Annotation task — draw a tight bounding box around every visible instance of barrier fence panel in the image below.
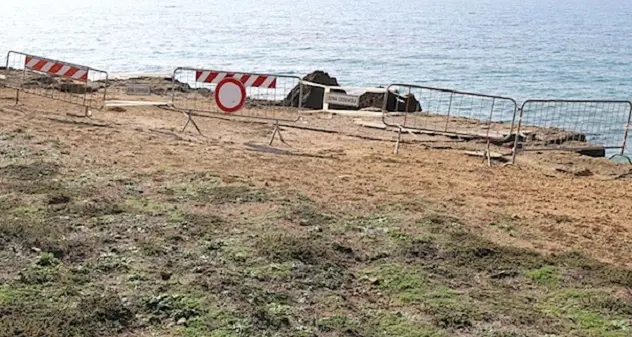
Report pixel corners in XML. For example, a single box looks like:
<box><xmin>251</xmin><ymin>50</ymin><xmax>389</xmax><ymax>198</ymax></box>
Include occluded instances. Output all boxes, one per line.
<box><xmin>382</xmin><ymin>84</ymin><xmax>519</xmax><ymax>153</ymax></box>
<box><xmin>4</xmin><ymin>51</ymin><xmax>108</xmax><ymax>110</ymax></box>
<box><xmin>171</xmin><ymin>67</ymin><xmax>302</xmax><ymax>123</ymax></box>
<box><xmin>514</xmin><ymin>100</ymin><xmax>632</xmax><ymax>158</ymax></box>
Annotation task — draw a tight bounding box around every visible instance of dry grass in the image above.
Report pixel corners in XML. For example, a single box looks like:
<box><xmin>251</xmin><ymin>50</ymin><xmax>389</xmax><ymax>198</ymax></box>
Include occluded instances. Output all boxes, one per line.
<box><xmin>1</xmin><ymin>90</ymin><xmax>632</xmax><ymax>336</ymax></box>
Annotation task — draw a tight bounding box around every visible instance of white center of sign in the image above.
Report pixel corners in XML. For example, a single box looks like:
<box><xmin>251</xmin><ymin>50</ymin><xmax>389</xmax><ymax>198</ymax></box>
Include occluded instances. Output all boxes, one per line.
<box><xmin>217</xmin><ymin>82</ymin><xmax>244</xmax><ymax>109</ymax></box>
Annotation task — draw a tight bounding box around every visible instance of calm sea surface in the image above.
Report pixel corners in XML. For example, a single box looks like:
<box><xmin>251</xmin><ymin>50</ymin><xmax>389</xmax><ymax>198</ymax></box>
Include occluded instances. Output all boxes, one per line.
<box><xmin>1</xmin><ymin>0</ymin><xmax>631</xmax><ymax>101</ymax></box>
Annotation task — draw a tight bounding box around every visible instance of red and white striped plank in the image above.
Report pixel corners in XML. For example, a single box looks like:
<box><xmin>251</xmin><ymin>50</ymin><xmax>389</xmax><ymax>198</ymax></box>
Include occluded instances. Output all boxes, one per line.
<box><xmin>25</xmin><ymin>56</ymin><xmax>88</xmax><ymax>82</ymax></box>
<box><xmin>195</xmin><ymin>71</ymin><xmax>277</xmax><ymax>89</ymax></box>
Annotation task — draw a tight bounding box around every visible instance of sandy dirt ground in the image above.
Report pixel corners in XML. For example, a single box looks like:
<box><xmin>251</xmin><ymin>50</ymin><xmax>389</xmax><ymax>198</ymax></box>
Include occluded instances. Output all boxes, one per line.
<box><xmin>1</xmin><ymin>87</ymin><xmax>631</xmax><ymax>269</ymax></box>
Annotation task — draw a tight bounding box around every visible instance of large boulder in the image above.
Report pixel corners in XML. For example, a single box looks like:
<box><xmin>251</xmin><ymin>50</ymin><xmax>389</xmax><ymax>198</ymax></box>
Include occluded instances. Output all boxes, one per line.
<box><xmin>24</xmin><ymin>75</ymin><xmax>58</xmax><ymax>88</ymax></box>
<box><xmin>284</xmin><ymin>71</ymin><xmax>352</xmax><ymax>110</ymax></box>
<box><xmin>57</xmin><ymin>82</ymin><xmax>93</xmax><ymax>94</ymax></box>
<box><xmin>285</xmin><ymin>71</ymin><xmax>421</xmax><ymax>112</ymax></box>
<box><xmin>359</xmin><ymin>90</ymin><xmax>422</xmax><ymax>112</ymax></box>
<box><xmin>389</xmin><ymin>92</ymin><xmax>422</xmax><ymax>112</ymax></box>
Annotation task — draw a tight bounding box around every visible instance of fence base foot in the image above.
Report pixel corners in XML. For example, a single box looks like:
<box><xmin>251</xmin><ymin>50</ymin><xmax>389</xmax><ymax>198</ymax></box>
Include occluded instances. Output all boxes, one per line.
<box><xmin>483</xmin><ymin>143</ymin><xmax>492</xmax><ymax>167</ymax></box>
<box><xmin>181</xmin><ymin>111</ymin><xmax>202</xmax><ymax>136</ymax></box>
<box><xmin>269</xmin><ymin>120</ymin><xmax>287</xmax><ymax>146</ymax></box>
<box><xmin>394</xmin><ymin>127</ymin><xmax>403</xmax><ymax>155</ymax></box>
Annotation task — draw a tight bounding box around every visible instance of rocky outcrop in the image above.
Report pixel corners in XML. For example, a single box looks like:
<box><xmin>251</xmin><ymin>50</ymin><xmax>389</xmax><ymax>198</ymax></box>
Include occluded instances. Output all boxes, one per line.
<box><xmin>285</xmin><ymin>71</ymin><xmax>345</xmax><ymax>109</ymax></box>
<box><xmin>358</xmin><ymin>91</ymin><xmax>422</xmax><ymax>112</ymax></box>
<box><xmin>285</xmin><ymin>71</ymin><xmax>421</xmax><ymax>112</ymax></box>
<box><xmin>525</xmin><ymin>129</ymin><xmax>587</xmax><ymax>146</ymax></box>
<box><xmin>104</xmin><ymin>77</ymin><xmax>193</xmax><ymax>94</ymax></box>
<box><xmin>21</xmin><ymin>75</ymin><xmax>101</xmax><ymax>94</ymax></box>
<box><xmin>58</xmin><ymin>82</ymin><xmax>97</xmax><ymax>94</ymax></box>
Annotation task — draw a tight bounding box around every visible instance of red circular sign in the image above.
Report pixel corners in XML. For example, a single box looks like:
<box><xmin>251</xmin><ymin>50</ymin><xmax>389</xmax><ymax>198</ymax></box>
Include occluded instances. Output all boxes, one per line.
<box><xmin>214</xmin><ymin>78</ymin><xmax>246</xmax><ymax>114</ymax></box>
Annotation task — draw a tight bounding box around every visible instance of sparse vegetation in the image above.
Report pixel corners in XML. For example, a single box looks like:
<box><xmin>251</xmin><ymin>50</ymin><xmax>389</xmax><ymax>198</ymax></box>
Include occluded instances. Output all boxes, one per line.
<box><xmin>0</xmin><ymin>119</ymin><xmax>631</xmax><ymax>337</ymax></box>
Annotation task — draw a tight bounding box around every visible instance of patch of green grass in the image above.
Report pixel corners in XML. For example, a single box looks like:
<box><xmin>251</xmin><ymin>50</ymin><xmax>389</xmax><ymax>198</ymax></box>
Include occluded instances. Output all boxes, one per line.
<box><xmin>489</xmin><ymin>220</ymin><xmax>517</xmax><ymax>235</ymax></box>
<box><xmin>363</xmin><ymin>263</ymin><xmax>437</xmax><ymax>303</ymax></box>
<box><xmin>0</xmin><ymin>285</ymin><xmax>135</xmax><ymax>337</ymax></box>
<box><xmin>257</xmin><ymin>233</ymin><xmax>329</xmax><ymax>266</ymax></box>
<box><xmin>550</xmin><ymin>251</ymin><xmax>632</xmax><ymax>288</ymax></box>
<box><xmin>591</xmin><ymin>296</ymin><xmax>632</xmax><ymax>316</ymax></box>
<box><xmin>316</xmin><ymin>314</ymin><xmax>360</xmax><ymax>333</ymax></box>
<box><xmin>93</xmin><ymin>253</ymin><xmax>131</xmax><ymax>273</ymax></box>
<box><xmin>420</xmin><ymin>212</ymin><xmax>462</xmax><ymax>226</ymax></box>
<box><xmin>255</xmin><ymin>232</ymin><xmax>354</xmax><ymax>290</ymax></box>
<box><xmin>246</xmin><ymin>262</ymin><xmax>295</xmax><ymax>281</ymax></box>
<box><xmin>375</xmin><ymin>312</ymin><xmax>444</xmax><ymax>337</ymax></box>
<box><xmin>144</xmin><ymin>293</ymin><xmax>205</xmax><ymax>324</ymax></box>
<box><xmin>283</xmin><ymin>201</ymin><xmax>333</xmax><ymax>227</ymax></box>
<box><xmin>525</xmin><ymin>266</ymin><xmax>561</xmax><ymax>287</ymax></box>
<box><xmin>0</xmin><ymin>162</ymin><xmax>64</xmax><ymax>195</ymax></box>
<box><xmin>18</xmin><ymin>262</ymin><xmax>63</xmax><ymax>285</ymax></box>
<box><xmin>125</xmin><ymin>197</ymin><xmax>171</xmax><ymax>216</ymax></box>
<box><xmin>379</xmin><ymin>198</ymin><xmax>432</xmax><ymax>213</ymax></box>
<box><xmin>36</xmin><ymin>252</ymin><xmax>61</xmax><ymax>267</ymax></box>
<box><xmin>163</xmin><ymin>181</ymin><xmax>269</xmax><ymax>205</ymax></box>
<box><xmin>181</xmin><ymin>309</ymin><xmax>252</xmax><ymax>337</ymax></box>
<box><xmin>0</xmin><ymin>162</ymin><xmax>59</xmax><ymax>181</ymax></box>
<box><xmin>72</xmin><ymin>200</ymin><xmax>126</xmax><ymax>218</ymax></box>
<box><xmin>362</xmin><ymin>263</ymin><xmax>484</xmax><ymax>330</ymax></box>
<box><xmin>344</xmin><ymin>215</ymin><xmax>396</xmax><ymax>234</ymax></box>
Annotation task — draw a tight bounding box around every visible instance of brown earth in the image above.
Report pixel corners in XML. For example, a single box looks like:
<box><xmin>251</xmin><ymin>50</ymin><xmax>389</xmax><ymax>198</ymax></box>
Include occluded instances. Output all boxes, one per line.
<box><xmin>1</xmin><ymin>87</ymin><xmax>632</xmax><ymax>337</ymax></box>
<box><xmin>2</xmin><ymin>87</ymin><xmax>631</xmax><ymax>266</ymax></box>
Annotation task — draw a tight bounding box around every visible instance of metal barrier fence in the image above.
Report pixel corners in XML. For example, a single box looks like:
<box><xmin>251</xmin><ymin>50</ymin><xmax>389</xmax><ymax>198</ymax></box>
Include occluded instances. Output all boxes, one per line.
<box><xmin>514</xmin><ymin>100</ymin><xmax>632</xmax><ymax>159</ymax></box>
<box><xmin>171</xmin><ymin>67</ymin><xmax>302</xmax><ymax>122</ymax></box>
<box><xmin>382</xmin><ymin>84</ymin><xmax>519</xmax><ymax>155</ymax></box>
<box><xmin>4</xmin><ymin>51</ymin><xmax>109</xmax><ymax>111</ymax></box>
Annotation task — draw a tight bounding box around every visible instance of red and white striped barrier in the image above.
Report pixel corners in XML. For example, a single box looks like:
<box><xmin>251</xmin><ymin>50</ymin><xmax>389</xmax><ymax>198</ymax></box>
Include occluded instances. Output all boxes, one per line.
<box><xmin>25</xmin><ymin>56</ymin><xmax>88</xmax><ymax>82</ymax></box>
<box><xmin>195</xmin><ymin>70</ymin><xmax>277</xmax><ymax>89</ymax></box>
<box><xmin>5</xmin><ymin>51</ymin><xmax>109</xmax><ymax>110</ymax></box>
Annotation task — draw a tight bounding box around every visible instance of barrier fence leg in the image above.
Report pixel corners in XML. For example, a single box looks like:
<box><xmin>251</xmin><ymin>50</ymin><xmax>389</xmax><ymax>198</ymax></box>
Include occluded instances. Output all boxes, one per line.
<box><xmin>394</xmin><ymin>126</ymin><xmax>403</xmax><ymax>155</ymax></box>
<box><xmin>485</xmin><ymin>140</ymin><xmax>492</xmax><ymax>167</ymax></box>
<box><xmin>15</xmin><ymin>89</ymin><xmax>19</xmax><ymax>105</ymax></box>
<box><xmin>181</xmin><ymin>110</ymin><xmax>202</xmax><ymax>136</ymax></box>
<box><xmin>269</xmin><ymin>120</ymin><xmax>287</xmax><ymax>146</ymax></box>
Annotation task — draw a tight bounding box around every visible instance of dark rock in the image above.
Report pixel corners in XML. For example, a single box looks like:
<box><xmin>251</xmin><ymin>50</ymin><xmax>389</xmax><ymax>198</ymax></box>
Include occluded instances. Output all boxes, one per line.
<box><xmin>48</xmin><ymin>194</ymin><xmax>71</xmax><ymax>205</ymax></box>
<box><xmin>160</xmin><ymin>271</ymin><xmax>172</xmax><ymax>281</ymax></box>
<box><xmin>151</xmin><ymin>88</ymin><xmax>166</xmax><ymax>96</ymax></box>
<box><xmin>358</xmin><ymin>92</ymin><xmax>386</xmax><ymax>110</ymax></box>
<box><xmin>531</xmin><ymin>129</ymin><xmax>587</xmax><ymax>145</ymax></box>
<box><xmin>284</xmin><ymin>71</ymin><xmax>350</xmax><ymax>110</ymax></box>
<box><xmin>356</xmin><ymin>89</ymin><xmax>422</xmax><ymax>112</ymax></box>
<box><xmin>573</xmin><ymin>168</ymin><xmax>594</xmax><ymax>177</ymax></box>
<box><xmin>25</xmin><ymin>76</ymin><xmax>57</xmax><ymax>86</ymax></box>
<box><xmin>490</xmin><ymin>270</ymin><xmax>519</xmax><ymax>279</ymax></box>
<box><xmin>169</xmin><ymin>79</ymin><xmax>192</xmax><ymax>93</ymax></box>
<box><xmin>332</xmin><ymin>243</ymin><xmax>354</xmax><ymax>256</ymax></box>
<box><xmin>196</xmin><ymin>88</ymin><xmax>212</xmax><ymax>98</ymax></box>
<box><xmin>386</xmin><ymin>91</ymin><xmax>422</xmax><ymax>112</ymax></box>
<box><xmin>57</xmin><ymin>82</ymin><xmax>95</xmax><ymax>94</ymax></box>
